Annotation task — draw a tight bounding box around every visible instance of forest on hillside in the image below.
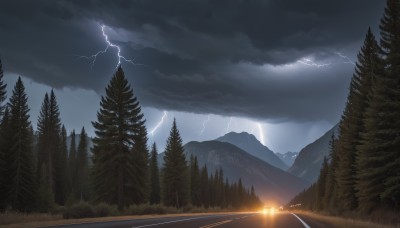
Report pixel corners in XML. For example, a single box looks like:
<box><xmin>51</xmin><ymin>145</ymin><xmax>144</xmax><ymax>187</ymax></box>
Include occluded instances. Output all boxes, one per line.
<box><xmin>289</xmin><ymin>0</ymin><xmax>400</xmax><ymax>224</ymax></box>
<box><xmin>0</xmin><ymin>63</ymin><xmax>261</xmax><ymax>217</ymax></box>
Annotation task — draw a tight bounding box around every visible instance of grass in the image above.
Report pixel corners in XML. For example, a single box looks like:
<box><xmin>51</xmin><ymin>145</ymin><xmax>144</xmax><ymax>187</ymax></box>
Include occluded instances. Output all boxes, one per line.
<box><xmin>0</xmin><ymin>203</ymin><xmax>241</xmax><ymax>228</ymax></box>
<box><xmin>0</xmin><ymin>212</ymin><xmax>241</xmax><ymax>228</ymax></box>
<box><xmin>294</xmin><ymin>210</ymin><xmax>399</xmax><ymax>228</ymax></box>
<box><xmin>0</xmin><ymin>212</ymin><xmax>62</xmax><ymax>227</ymax></box>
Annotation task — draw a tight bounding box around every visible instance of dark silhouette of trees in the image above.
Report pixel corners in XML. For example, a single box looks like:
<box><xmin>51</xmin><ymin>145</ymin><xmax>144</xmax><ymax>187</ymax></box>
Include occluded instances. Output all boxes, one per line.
<box><xmin>149</xmin><ymin>143</ymin><xmax>161</xmax><ymax>205</ymax></box>
<box><xmin>162</xmin><ymin>119</ymin><xmax>189</xmax><ymax>208</ymax></box>
<box><xmin>4</xmin><ymin>78</ymin><xmax>35</xmax><ymax>211</ymax></box>
<box><xmin>91</xmin><ymin>66</ymin><xmax>148</xmax><ymax>210</ymax></box>
<box><xmin>290</xmin><ymin>1</ymin><xmax>400</xmax><ymax>215</ymax></box>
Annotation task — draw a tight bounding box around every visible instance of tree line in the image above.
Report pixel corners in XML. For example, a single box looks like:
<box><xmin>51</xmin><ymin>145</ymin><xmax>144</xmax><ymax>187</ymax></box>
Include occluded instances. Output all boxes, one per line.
<box><xmin>0</xmin><ymin>62</ymin><xmax>261</xmax><ymax>212</ymax></box>
<box><xmin>289</xmin><ymin>0</ymin><xmax>400</xmax><ymax>215</ymax></box>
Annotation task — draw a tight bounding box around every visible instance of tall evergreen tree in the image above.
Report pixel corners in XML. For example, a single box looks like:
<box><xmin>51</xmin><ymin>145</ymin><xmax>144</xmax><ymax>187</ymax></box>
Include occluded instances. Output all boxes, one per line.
<box><xmin>149</xmin><ymin>143</ymin><xmax>161</xmax><ymax>205</ymax></box>
<box><xmin>55</xmin><ymin>125</ymin><xmax>68</xmax><ymax>205</ymax></box>
<box><xmin>0</xmin><ymin>107</ymin><xmax>10</xmax><ymax>210</ymax></box>
<box><xmin>76</xmin><ymin>127</ymin><xmax>89</xmax><ymax>201</ymax></box>
<box><xmin>200</xmin><ymin>165</ymin><xmax>209</xmax><ymax>208</ymax></box>
<box><xmin>0</xmin><ymin>60</ymin><xmax>6</xmax><ymax>210</ymax></box>
<box><xmin>377</xmin><ymin>0</ymin><xmax>400</xmax><ymax>208</ymax></box>
<box><xmin>355</xmin><ymin>29</ymin><xmax>386</xmax><ymax>212</ymax></box>
<box><xmin>189</xmin><ymin>155</ymin><xmax>200</xmax><ymax>206</ymax></box>
<box><xmin>131</xmin><ymin>112</ymin><xmax>149</xmax><ymax>204</ymax></box>
<box><xmin>36</xmin><ymin>90</ymin><xmax>62</xmax><ymax>204</ymax></box>
<box><xmin>316</xmin><ymin>157</ymin><xmax>328</xmax><ymax>211</ymax></box>
<box><xmin>0</xmin><ymin>59</ymin><xmax>6</xmax><ymax>119</ymax></box>
<box><xmin>162</xmin><ymin>119</ymin><xmax>189</xmax><ymax>208</ymax></box>
<box><xmin>91</xmin><ymin>66</ymin><xmax>148</xmax><ymax>210</ymax></box>
<box><xmin>68</xmin><ymin>130</ymin><xmax>77</xmax><ymax>198</ymax></box>
<box><xmin>335</xmin><ymin>29</ymin><xmax>381</xmax><ymax>211</ymax></box>
<box><xmin>4</xmin><ymin>77</ymin><xmax>35</xmax><ymax>211</ymax></box>
<box><xmin>323</xmin><ymin>134</ymin><xmax>338</xmax><ymax>211</ymax></box>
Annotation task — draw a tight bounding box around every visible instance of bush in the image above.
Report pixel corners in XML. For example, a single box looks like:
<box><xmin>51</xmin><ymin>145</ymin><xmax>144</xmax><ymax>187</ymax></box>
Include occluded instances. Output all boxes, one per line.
<box><xmin>94</xmin><ymin>203</ymin><xmax>119</xmax><ymax>217</ymax></box>
<box><xmin>124</xmin><ymin>204</ymin><xmax>180</xmax><ymax>215</ymax></box>
<box><xmin>63</xmin><ymin>202</ymin><xmax>94</xmax><ymax>219</ymax></box>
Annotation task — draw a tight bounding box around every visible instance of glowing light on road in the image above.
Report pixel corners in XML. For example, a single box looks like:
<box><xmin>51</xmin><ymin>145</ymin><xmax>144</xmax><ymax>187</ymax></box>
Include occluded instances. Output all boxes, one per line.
<box><xmin>77</xmin><ymin>25</ymin><xmax>140</xmax><ymax>69</ymax></box>
<box><xmin>150</xmin><ymin>111</ymin><xmax>168</xmax><ymax>136</ymax></box>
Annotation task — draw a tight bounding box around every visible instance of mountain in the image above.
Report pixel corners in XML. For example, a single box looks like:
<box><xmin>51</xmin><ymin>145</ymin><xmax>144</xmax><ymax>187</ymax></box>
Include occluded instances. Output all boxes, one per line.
<box><xmin>216</xmin><ymin>132</ymin><xmax>288</xmax><ymax>170</ymax></box>
<box><xmin>276</xmin><ymin>151</ymin><xmax>298</xmax><ymax>167</ymax></box>
<box><xmin>288</xmin><ymin>124</ymin><xmax>339</xmax><ymax>183</ymax></box>
<box><xmin>182</xmin><ymin>140</ymin><xmax>310</xmax><ymax>203</ymax></box>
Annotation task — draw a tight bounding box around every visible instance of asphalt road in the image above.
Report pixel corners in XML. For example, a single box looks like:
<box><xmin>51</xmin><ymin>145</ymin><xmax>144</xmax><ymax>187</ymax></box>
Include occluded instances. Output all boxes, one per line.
<box><xmin>44</xmin><ymin>212</ymin><xmax>332</xmax><ymax>228</ymax></box>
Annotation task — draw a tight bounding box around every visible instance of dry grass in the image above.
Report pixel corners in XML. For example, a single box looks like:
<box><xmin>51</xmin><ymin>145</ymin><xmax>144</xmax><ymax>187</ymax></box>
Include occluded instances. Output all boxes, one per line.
<box><xmin>295</xmin><ymin>210</ymin><xmax>399</xmax><ymax>228</ymax></box>
<box><xmin>0</xmin><ymin>212</ymin><xmax>62</xmax><ymax>227</ymax></box>
<box><xmin>0</xmin><ymin>212</ymin><xmax>241</xmax><ymax>228</ymax></box>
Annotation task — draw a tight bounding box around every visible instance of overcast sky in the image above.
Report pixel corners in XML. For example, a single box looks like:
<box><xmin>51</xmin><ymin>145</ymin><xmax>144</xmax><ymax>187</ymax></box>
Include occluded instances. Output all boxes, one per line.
<box><xmin>0</xmin><ymin>0</ymin><xmax>386</xmax><ymax>153</ymax></box>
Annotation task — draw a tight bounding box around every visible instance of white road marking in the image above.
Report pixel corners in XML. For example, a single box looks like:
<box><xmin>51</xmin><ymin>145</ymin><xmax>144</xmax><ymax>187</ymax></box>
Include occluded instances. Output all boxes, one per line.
<box><xmin>131</xmin><ymin>217</ymin><xmax>205</xmax><ymax>228</ymax></box>
<box><xmin>291</xmin><ymin>213</ymin><xmax>311</xmax><ymax>228</ymax></box>
<box><xmin>131</xmin><ymin>215</ymin><xmax>232</xmax><ymax>228</ymax></box>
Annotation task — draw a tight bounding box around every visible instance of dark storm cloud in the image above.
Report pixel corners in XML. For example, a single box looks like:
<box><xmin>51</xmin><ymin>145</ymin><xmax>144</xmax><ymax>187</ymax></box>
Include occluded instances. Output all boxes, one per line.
<box><xmin>0</xmin><ymin>0</ymin><xmax>386</xmax><ymax>123</ymax></box>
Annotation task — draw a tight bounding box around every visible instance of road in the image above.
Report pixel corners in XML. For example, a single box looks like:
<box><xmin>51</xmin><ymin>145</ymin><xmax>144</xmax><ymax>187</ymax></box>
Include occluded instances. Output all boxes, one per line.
<box><xmin>43</xmin><ymin>211</ymin><xmax>333</xmax><ymax>228</ymax></box>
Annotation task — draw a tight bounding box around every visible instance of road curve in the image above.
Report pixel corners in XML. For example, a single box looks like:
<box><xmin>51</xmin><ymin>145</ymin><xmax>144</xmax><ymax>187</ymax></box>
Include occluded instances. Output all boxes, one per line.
<box><xmin>43</xmin><ymin>212</ymin><xmax>326</xmax><ymax>228</ymax></box>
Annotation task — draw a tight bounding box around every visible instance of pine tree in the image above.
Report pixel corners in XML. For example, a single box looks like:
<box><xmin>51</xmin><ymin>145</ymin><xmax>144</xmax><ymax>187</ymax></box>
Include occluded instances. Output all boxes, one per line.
<box><xmin>4</xmin><ymin>77</ymin><xmax>35</xmax><ymax>211</ymax></box>
<box><xmin>335</xmin><ymin>29</ymin><xmax>381</xmax><ymax>211</ymax></box>
<box><xmin>91</xmin><ymin>66</ymin><xmax>148</xmax><ymax>210</ymax></box>
<box><xmin>55</xmin><ymin>125</ymin><xmax>68</xmax><ymax>205</ymax></box>
<box><xmin>323</xmin><ymin>134</ymin><xmax>338</xmax><ymax>211</ymax></box>
<box><xmin>0</xmin><ymin>107</ymin><xmax>10</xmax><ymax>210</ymax></box>
<box><xmin>68</xmin><ymin>130</ymin><xmax>77</xmax><ymax>200</ymax></box>
<box><xmin>149</xmin><ymin>143</ymin><xmax>161</xmax><ymax>204</ymax></box>
<box><xmin>200</xmin><ymin>165</ymin><xmax>209</xmax><ymax>208</ymax></box>
<box><xmin>76</xmin><ymin>127</ymin><xmax>89</xmax><ymax>201</ymax></box>
<box><xmin>355</xmin><ymin>29</ymin><xmax>387</xmax><ymax>212</ymax></box>
<box><xmin>190</xmin><ymin>155</ymin><xmax>200</xmax><ymax>206</ymax></box>
<box><xmin>377</xmin><ymin>0</ymin><xmax>400</xmax><ymax>208</ymax></box>
<box><xmin>35</xmin><ymin>165</ymin><xmax>55</xmax><ymax>212</ymax></box>
<box><xmin>0</xmin><ymin>59</ymin><xmax>7</xmax><ymax>210</ymax></box>
<box><xmin>0</xmin><ymin>59</ymin><xmax>6</xmax><ymax>119</ymax></box>
<box><xmin>316</xmin><ymin>157</ymin><xmax>329</xmax><ymax>211</ymax></box>
<box><xmin>162</xmin><ymin>119</ymin><xmax>189</xmax><ymax>208</ymax></box>
<box><xmin>131</xmin><ymin>113</ymin><xmax>149</xmax><ymax>204</ymax></box>
<box><xmin>36</xmin><ymin>90</ymin><xmax>62</xmax><ymax>204</ymax></box>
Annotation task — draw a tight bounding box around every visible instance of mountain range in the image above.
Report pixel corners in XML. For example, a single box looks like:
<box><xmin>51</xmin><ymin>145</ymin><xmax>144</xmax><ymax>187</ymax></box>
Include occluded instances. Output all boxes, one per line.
<box><xmin>216</xmin><ymin>132</ymin><xmax>288</xmax><ymax>170</ymax></box>
<box><xmin>184</xmin><ymin>140</ymin><xmax>310</xmax><ymax>203</ymax></box>
<box><xmin>276</xmin><ymin>151</ymin><xmax>298</xmax><ymax>167</ymax></box>
<box><xmin>288</xmin><ymin>124</ymin><xmax>339</xmax><ymax>183</ymax></box>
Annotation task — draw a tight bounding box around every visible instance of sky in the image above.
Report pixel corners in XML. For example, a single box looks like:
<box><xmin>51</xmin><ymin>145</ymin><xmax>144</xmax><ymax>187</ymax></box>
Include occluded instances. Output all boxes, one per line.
<box><xmin>0</xmin><ymin>0</ymin><xmax>386</xmax><ymax>153</ymax></box>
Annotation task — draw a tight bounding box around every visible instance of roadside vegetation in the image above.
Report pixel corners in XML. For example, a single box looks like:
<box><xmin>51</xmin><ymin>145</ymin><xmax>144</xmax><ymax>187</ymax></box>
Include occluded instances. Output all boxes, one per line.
<box><xmin>289</xmin><ymin>1</ymin><xmax>400</xmax><ymax>227</ymax></box>
<box><xmin>0</xmin><ymin>48</ymin><xmax>262</xmax><ymax>225</ymax></box>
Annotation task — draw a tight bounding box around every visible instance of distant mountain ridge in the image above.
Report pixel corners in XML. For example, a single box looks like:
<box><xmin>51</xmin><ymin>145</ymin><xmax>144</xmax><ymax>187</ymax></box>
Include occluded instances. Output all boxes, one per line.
<box><xmin>183</xmin><ymin>140</ymin><xmax>310</xmax><ymax>203</ymax></box>
<box><xmin>288</xmin><ymin>124</ymin><xmax>339</xmax><ymax>183</ymax></box>
<box><xmin>216</xmin><ymin>132</ymin><xmax>288</xmax><ymax>170</ymax></box>
<box><xmin>276</xmin><ymin>151</ymin><xmax>298</xmax><ymax>167</ymax></box>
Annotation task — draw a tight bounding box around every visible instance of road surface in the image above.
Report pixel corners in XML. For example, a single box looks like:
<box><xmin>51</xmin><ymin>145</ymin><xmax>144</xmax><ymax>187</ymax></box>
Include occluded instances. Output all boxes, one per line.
<box><xmin>43</xmin><ymin>212</ymin><xmax>334</xmax><ymax>228</ymax></box>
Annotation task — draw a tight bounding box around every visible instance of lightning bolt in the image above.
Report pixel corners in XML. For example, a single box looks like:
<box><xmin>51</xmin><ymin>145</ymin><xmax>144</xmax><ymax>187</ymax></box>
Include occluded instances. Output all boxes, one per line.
<box><xmin>297</xmin><ymin>52</ymin><xmax>355</xmax><ymax>68</ymax></box>
<box><xmin>77</xmin><ymin>24</ymin><xmax>140</xmax><ymax>69</ymax></box>
<box><xmin>297</xmin><ymin>58</ymin><xmax>330</xmax><ymax>68</ymax></box>
<box><xmin>199</xmin><ymin>115</ymin><xmax>211</xmax><ymax>136</ymax></box>
<box><xmin>335</xmin><ymin>52</ymin><xmax>356</xmax><ymax>65</ymax></box>
<box><xmin>257</xmin><ymin>123</ymin><xmax>265</xmax><ymax>146</ymax></box>
<box><xmin>150</xmin><ymin>111</ymin><xmax>168</xmax><ymax>136</ymax></box>
<box><xmin>226</xmin><ymin>117</ymin><xmax>233</xmax><ymax>133</ymax></box>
